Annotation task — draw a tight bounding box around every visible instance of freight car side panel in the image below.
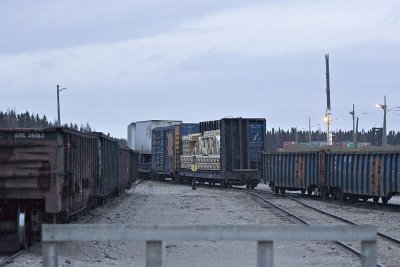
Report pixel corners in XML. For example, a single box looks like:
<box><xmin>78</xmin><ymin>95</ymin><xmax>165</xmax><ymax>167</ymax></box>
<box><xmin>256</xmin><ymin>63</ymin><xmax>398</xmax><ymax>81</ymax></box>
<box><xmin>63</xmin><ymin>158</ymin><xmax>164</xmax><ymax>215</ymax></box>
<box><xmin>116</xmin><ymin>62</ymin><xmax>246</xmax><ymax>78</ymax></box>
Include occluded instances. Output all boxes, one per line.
<box><xmin>262</xmin><ymin>151</ymin><xmax>323</xmax><ymax>191</ymax></box>
<box><xmin>129</xmin><ymin>151</ymin><xmax>139</xmax><ymax>183</ymax></box>
<box><xmin>326</xmin><ymin>151</ymin><xmax>400</xmax><ymax>199</ymax></box>
<box><xmin>220</xmin><ymin>118</ymin><xmax>265</xmax><ymax>183</ymax></box>
<box><xmin>151</xmin><ymin>128</ymin><xmax>165</xmax><ymax>173</ymax></box>
<box><xmin>152</xmin><ymin>123</ymin><xmax>199</xmax><ymax>176</ymax></box>
<box><xmin>0</xmin><ymin>128</ymin><xmax>98</xmax><ymax>216</ymax></box>
<box><xmin>182</xmin><ymin>118</ymin><xmax>265</xmax><ymax>185</ymax></box>
<box><xmin>248</xmin><ymin>121</ymin><xmax>265</xmax><ymax>167</ymax></box>
<box><xmin>95</xmin><ymin>133</ymin><xmax>119</xmax><ymax>198</ymax></box>
<box><xmin>118</xmin><ymin>148</ymin><xmax>131</xmax><ymax>190</ymax></box>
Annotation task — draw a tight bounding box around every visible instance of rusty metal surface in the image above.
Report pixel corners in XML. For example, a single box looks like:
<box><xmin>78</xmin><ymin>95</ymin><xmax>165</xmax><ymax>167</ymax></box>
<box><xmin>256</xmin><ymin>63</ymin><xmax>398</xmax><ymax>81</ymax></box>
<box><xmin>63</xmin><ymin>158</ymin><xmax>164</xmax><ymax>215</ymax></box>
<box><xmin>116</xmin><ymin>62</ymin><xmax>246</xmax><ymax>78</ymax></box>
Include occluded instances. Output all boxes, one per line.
<box><xmin>118</xmin><ymin>147</ymin><xmax>130</xmax><ymax>190</ymax></box>
<box><xmin>94</xmin><ymin>132</ymin><xmax>119</xmax><ymax>198</ymax></box>
<box><xmin>262</xmin><ymin>151</ymin><xmax>324</xmax><ymax>191</ymax></box>
<box><xmin>0</xmin><ymin>128</ymin><xmax>98</xmax><ymax>217</ymax></box>
<box><xmin>151</xmin><ymin>123</ymin><xmax>199</xmax><ymax>176</ymax></box>
<box><xmin>325</xmin><ymin>150</ymin><xmax>400</xmax><ymax>199</ymax></box>
<box><xmin>129</xmin><ymin>150</ymin><xmax>139</xmax><ymax>184</ymax></box>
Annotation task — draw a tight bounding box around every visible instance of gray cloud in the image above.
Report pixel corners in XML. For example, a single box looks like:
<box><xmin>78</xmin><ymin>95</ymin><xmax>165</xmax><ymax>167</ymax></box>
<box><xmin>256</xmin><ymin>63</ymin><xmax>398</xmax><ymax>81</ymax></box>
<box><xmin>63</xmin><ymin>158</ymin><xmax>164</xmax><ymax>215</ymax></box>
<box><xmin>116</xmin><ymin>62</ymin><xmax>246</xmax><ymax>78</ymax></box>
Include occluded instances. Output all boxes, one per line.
<box><xmin>1</xmin><ymin>0</ymin><xmax>399</xmax><ymax>137</ymax></box>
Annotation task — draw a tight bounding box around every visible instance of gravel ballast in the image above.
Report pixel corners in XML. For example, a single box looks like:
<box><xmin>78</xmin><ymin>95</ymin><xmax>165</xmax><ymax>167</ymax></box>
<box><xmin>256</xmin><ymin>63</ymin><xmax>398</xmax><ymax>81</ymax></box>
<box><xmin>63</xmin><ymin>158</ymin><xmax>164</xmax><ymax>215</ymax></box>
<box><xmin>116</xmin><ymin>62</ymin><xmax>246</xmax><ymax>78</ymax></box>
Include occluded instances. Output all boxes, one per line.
<box><xmin>9</xmin><ymin>181</ymin><xmax>365</xmax><ymax>266</ymax></box>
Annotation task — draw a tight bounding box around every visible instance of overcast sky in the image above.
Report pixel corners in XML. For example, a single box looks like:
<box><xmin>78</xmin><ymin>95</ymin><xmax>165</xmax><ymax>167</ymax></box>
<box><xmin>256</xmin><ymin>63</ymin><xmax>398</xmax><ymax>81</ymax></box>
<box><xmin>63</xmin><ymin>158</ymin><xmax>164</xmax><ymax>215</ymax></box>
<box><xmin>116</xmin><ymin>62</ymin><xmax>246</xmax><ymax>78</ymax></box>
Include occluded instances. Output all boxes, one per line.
<box><xmin>1</xmin><ymin>0</ymin><xmax>399</xmax><ymax>138</ymax></box>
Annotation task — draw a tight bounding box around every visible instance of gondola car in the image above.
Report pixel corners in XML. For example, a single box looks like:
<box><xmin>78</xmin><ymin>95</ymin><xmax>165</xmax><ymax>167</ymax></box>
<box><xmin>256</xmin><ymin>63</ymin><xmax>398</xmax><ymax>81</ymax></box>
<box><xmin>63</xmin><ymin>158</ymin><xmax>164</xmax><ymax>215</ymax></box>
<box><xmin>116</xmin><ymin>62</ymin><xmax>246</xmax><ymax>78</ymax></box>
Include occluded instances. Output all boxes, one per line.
<box><xmin>0</xmin><ymin>128</ymin><xmax>98</xmax><ymax>248</ymax></box>
<box><xmin>262</xmin><ymin>148</ymin><xmax>400</xmax><ymax>204</ymax></box>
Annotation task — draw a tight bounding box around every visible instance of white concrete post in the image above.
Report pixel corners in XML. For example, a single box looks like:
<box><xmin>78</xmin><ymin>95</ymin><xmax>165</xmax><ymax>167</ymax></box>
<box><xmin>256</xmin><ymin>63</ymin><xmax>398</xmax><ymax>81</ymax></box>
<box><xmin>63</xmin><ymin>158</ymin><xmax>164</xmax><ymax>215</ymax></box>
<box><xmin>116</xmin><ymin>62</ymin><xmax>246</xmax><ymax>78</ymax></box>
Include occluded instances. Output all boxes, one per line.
<box><xmin>361</xmin><ymin>240</ymin><xmax>377</xmax><ymax>267</ymax></box>
<box><xmin>43</xmin><ymin>242</ymin><xmax>58</xmax><ymax>267</ymax></box>
<box><xmin>146</xmin><ymin>240</ymin><xmax>162</xmax><ymax>267</ymax></box>
<box><xmin>257</xmin><ymin>241</ymin><xmax>273</xmax><ymax>267</ymax></box>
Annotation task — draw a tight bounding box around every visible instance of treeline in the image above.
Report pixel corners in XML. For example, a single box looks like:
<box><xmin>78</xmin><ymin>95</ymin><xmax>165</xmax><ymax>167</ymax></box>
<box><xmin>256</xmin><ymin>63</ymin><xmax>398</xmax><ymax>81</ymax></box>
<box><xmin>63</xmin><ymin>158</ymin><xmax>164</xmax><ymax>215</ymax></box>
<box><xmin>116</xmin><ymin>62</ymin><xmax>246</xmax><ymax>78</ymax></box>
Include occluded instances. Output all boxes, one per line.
<box><xmin>266</xmin><ymin>128</ymin><xmax>400</xmax><ymax>151</ymax></box>
<box><xmin>0</xmin><ymin>109</ymin><xmax>93</xmax><ymax>133</ymax></box>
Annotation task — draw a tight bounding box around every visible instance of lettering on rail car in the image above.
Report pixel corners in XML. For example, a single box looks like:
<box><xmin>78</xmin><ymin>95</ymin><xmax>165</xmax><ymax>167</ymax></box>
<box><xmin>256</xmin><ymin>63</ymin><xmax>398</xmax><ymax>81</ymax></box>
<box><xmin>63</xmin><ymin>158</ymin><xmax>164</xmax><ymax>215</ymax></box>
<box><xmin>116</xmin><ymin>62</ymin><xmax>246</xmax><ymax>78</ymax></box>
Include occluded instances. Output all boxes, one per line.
<box><xmin>15</xmin><ymin>132</ymin><xmax>45</xmax><ymax>139</ymax></box>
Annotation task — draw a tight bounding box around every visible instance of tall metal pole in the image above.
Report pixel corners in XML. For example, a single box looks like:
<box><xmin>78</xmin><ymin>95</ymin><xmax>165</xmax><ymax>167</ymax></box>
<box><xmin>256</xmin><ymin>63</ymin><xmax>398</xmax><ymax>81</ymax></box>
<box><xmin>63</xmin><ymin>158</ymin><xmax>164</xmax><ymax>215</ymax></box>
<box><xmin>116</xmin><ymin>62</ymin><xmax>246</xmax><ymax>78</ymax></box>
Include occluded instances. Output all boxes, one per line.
<box><xmin>383</xmin><ymin>95</ymin><xmax>387</xmax><ymax>146</ymax></box>
<box><xmin>352</xmin><ymin>104</ymin><xmax>355</xmax><ymax>147</ymax></box>
<box><xmin>57</xmin><ymin>84</ymin><xmax>61</xmax><ymax>126</ymax></box>
<box><xmin>308</xmin><ymin>117</ymin><xmax>311</xmax><ymax>143</ymax></box>
<box><xmin>325</xmin><ymin>54</ymin><xmax>333</xmax><ymax>145</ymax></box>
<box><xmin>57</xmin><ymin>85</ymin><xmax>67</xmax><ymax>127</ymax></box>
<box><xmin>355</xmin><ymin>117</ymin><xmax>359</xmax><ymax>149</ymax></box>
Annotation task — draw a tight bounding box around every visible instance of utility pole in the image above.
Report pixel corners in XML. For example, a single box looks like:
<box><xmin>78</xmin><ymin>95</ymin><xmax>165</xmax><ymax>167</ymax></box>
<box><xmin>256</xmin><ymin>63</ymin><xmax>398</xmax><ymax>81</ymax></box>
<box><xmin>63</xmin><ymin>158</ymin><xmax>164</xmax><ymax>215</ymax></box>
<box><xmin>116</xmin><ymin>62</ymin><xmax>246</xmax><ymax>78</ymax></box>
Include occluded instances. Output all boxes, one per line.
<box><xmin>355</xmin><ymin>117</ymin><xmax>359</xmax><ymax>149</ymax></box>
<box><xmin>57</xmin><ymin>85</ymin><xmax>67</xmax><ymax>127</ymax></box>
<box><xmin>350</xmin><ymin>104</ymin><xmax>355</xmax><ymax>148</ymax></box>
<box><xmin>383</xmin><ymin>95</ymin><xmax>387</xmax><ymax>146</ymax></box>
<box><xmin>308</xmin><ymin>117</ymin><xmax>311</xmax><ymax>143</ymax></box>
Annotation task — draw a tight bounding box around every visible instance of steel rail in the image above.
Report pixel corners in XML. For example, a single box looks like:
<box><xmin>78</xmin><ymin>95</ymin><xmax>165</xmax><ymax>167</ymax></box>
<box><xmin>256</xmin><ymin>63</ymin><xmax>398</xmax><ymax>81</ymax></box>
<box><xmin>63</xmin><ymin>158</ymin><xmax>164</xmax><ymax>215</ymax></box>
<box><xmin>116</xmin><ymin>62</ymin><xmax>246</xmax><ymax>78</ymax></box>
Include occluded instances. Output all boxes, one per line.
<box><xmin>0</xmin><ymin>249</ymin><xmax>25</xmax><ymax>267</ymax></box>
<box><xmin>281</xmin><ymin>194</ymin><xmax>400</xmax><ymax>245</ymax></box>
<box><xmin>247</xmin><ymin>191</ymin><xmax>384</xmax><ymax>267</ymax></box>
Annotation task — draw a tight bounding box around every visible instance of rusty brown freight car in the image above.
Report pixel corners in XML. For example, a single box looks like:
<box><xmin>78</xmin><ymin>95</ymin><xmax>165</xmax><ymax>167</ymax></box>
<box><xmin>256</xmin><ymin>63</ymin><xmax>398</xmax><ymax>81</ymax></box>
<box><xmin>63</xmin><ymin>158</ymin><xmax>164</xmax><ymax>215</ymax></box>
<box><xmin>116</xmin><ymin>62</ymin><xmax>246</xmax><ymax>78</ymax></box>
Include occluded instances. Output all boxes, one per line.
<box><xmin>129</xmin><ymin>150</ymin><xmax>139</xmax><ymax>184</ymax></box>
<box><xmin>118</xmin><ymin>147</ymin><xmax>131</xmax><ymax>191</ymax></box>
<box><xmin>118</xmin><ymin>147</ymin><xmax>139</xmax><ymax>191</ymax></box>
<box><xmin>0</xmin><ymin>128</ymin><xmax>98</xmax><ymax>248</ymax></box>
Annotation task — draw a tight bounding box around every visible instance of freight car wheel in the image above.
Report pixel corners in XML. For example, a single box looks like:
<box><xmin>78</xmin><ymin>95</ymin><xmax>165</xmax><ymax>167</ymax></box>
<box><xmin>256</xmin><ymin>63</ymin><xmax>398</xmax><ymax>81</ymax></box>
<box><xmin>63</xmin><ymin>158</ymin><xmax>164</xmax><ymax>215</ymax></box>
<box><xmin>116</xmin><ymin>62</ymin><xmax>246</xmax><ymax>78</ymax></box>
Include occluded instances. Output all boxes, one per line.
<box><xmin>307</xmin><ymin>189</ymin><xmax>312</xmax><ymax>196</ymax></box>
<box><xmin>279</xmin><ymin>188</ymin><xmax>285</xmax><ymax>195</ymax></box>
<box><xmin>17</xmin><ymin>205</ymin><xmax>28</xmax><ymax>249</ymax></box>
<box><xmin>274</xmin><ymin>187</ymin><xmax>279</xmax><ymax>194</ymax></box>
<box><xmin>381</xmin><ymin>197</ymin><xmax>388</xmax><ymax>204</ymax></box>
<box><xmin>300</xmin><ymin>189</ymin><xmax>306</xmax><ymax>195</ymax></box>
<box><xmin>373</xmin><ymin>197</ymin><xmax>379</xmax><ymax>204</ymax></box>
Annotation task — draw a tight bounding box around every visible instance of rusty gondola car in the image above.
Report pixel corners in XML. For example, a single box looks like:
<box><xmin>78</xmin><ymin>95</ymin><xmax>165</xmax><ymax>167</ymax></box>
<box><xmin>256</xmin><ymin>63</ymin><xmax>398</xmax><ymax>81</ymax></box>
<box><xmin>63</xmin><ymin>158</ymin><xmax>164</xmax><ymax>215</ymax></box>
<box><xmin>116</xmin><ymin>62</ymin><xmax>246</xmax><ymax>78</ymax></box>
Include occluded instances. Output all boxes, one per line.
<box><xmin>0</xmin><ymin>128</ymin><xmax>98</xmax><ymax>248</ymax></box>
<box><xmin>325</xmin><ymin>150</ymin><xmax>400</xmax><ymax>203</ymax></box>
<box><xmin>262</xmin><ymin>150</ymin><xmax>325</xmax><ymax>195</ymax></box>
<box><xmin>94</xmin><ymin>132</ymin><xmax>119</xmax><ymax>199</ymax></box>
<box><xmin>262</xmin><ymin>148</ymin><xmax>400</xmax><ymax>204</ymax></box>
<box><xmin>118</xmin><ymin>147</ymin><xmax>139</xmax><ymax>190</ymax></box>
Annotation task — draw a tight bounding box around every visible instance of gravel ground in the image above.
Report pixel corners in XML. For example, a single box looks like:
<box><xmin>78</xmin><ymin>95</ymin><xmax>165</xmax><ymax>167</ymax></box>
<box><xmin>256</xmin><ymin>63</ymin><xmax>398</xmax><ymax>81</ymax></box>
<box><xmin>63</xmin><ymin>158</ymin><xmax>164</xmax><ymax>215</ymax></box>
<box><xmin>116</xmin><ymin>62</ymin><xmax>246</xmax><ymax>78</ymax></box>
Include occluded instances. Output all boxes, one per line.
<box><xmin>8</xmin><ymin>181</ymin><xmax>363</xmax><ymax>266</ymax></box>
<box><xmin>256</xmin><ymin>183</ymin><xmax>400</xmax><ymax>267</ymax></box>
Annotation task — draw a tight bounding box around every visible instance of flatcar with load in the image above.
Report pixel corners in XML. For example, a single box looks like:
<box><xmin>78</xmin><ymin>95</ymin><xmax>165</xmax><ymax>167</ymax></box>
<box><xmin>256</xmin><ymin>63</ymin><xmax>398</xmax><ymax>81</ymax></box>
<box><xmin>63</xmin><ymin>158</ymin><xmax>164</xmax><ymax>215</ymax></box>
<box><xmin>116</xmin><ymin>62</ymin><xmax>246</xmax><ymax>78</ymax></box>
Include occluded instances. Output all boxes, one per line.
<box><xmin>151</xmin><ymin>118</ymin><xmax>266</xmax><ymax>188</ymax></box>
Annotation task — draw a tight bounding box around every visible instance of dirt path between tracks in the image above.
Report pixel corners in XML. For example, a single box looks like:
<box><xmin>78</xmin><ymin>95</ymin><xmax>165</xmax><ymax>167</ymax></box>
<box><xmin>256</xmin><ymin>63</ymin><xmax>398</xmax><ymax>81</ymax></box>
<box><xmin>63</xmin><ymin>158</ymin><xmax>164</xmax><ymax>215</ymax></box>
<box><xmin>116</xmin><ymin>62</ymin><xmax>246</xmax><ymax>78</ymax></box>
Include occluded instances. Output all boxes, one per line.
<box><xmin>10</xmin><ymin>181</ymin><xmax>358</xmax><ymax>267</ymax></box>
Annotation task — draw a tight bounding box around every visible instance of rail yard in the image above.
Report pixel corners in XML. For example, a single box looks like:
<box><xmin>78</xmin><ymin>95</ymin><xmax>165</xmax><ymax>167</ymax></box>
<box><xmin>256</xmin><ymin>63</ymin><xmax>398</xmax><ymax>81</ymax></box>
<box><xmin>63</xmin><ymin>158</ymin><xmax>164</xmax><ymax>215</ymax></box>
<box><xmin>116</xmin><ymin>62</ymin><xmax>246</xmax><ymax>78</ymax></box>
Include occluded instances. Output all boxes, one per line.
<box><xmin>0</xmin><ymin>181</ymin><xmax>398</xmax><ymax>266</ymax></box>
<box><xmin>1</xmin><ymin>117</ymin><xmax>400</xmax><ymax>266</ymax></box>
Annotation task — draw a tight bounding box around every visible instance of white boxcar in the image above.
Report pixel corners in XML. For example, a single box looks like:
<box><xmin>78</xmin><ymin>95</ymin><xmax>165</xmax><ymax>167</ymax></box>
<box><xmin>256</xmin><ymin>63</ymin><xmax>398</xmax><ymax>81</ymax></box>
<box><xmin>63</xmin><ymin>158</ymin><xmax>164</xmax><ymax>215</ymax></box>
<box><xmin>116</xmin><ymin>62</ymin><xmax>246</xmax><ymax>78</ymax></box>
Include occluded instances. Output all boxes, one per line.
<box><xmin>127</xmin><ymin>120</ymin><xmax>181</xmax><ymax>154</ymax></box>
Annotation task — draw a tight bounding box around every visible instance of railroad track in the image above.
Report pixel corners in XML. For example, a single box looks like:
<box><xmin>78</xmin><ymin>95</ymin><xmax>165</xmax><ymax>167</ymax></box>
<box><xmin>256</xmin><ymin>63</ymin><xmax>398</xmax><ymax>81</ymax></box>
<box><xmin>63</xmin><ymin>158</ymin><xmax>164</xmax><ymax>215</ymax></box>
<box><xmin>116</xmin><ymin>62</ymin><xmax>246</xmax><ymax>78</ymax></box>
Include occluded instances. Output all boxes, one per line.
<box><xmin>258</xmin><ymin>189</ymin><xmax>400</xmax><ymax>244</ymax></box>
<box><xmin>132</xmin><ymin>179</ymin><xmax>145</xmax><ymax>188</ymax></box>
<box><xmin>246</xmin><ymin>190</ymin><xmax>388</xmax><ymax>267</ymax></box>
<box><xmin>280</xmin><ymin>189</ymin><xmax>400</xmax><ymax>213</ymax></box>
<box><xmin>0</xmin><ymin>249</ymin><xmax>25</xmax><ymax>267</ymax></box>
<box><xmin>0</xmin><ymin>179</ymin><xmax>146</xmax><ymax>267</ymax></box>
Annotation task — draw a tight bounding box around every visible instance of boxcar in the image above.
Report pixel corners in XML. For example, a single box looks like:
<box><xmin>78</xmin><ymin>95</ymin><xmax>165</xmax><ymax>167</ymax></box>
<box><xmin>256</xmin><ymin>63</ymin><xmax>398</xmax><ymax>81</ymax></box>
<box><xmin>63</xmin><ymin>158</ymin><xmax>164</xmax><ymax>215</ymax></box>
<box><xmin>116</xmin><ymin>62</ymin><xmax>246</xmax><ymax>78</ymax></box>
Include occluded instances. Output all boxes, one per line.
<box><xmin>179</xmin><ymin>118</ymin><xmax>266</xmax><ymax>188</ymax></box>
<box><xmin>151</xmin><ymin>123</ymin><xmax>199</xmax><ymax>181</ymax></box>
<box><xmin>127</xmin><ymin>120</ymin><xmax>181</xmax><ymax>177</ymax></box>
<box><xmin>262</xmin><ymin>150</ymin><xmax>325</xmax><ymax>195</ymax></box>
<box><xmin>0</xmin><ymin>128</ymin><xmax>98</xmax><ymax>248</ymax></box>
